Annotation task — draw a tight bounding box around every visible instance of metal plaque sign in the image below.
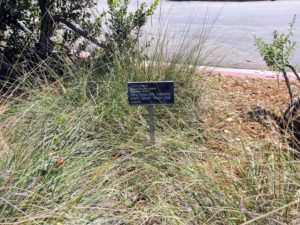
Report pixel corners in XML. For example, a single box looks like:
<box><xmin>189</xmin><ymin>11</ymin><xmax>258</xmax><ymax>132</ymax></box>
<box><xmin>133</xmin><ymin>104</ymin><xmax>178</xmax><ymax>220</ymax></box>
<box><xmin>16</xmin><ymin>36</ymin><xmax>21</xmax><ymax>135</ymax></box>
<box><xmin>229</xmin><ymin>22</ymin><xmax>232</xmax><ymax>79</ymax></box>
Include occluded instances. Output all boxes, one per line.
<box><xmin>128</xmin><ymin>81</ymin><xmax>174</xmax><ymax>105</ymax></box>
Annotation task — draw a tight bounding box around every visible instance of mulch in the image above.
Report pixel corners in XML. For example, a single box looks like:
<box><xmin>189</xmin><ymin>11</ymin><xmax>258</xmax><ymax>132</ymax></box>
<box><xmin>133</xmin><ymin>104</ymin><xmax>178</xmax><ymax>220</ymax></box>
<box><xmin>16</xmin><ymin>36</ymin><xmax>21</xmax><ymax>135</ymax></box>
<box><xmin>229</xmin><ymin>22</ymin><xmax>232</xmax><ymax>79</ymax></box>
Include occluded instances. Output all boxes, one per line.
<box><xmin>199</xmin><ymin>72</ymin><xmax>298</xmax><ymax>155</ymax></box>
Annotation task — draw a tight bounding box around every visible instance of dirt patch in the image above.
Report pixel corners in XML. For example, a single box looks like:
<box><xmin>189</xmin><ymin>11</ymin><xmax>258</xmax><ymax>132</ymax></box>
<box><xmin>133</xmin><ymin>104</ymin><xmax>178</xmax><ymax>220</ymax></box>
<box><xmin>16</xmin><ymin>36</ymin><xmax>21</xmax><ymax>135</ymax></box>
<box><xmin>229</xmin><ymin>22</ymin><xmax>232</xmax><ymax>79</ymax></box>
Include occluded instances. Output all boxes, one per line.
<box><xmin>200</xmin><ymin>72</ymin><xmax>297</xmax><ymax>156</ymax></box>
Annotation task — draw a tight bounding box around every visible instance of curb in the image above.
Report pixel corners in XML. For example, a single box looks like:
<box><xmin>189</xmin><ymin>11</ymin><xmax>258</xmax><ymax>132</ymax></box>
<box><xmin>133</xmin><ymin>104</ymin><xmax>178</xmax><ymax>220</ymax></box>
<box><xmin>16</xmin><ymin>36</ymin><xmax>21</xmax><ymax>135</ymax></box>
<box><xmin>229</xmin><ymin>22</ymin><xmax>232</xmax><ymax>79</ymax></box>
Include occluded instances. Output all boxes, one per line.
<box><xmin>197</xmin><ymin>66</ymin><xmax>298</xmax><ymax>81</ymax></box>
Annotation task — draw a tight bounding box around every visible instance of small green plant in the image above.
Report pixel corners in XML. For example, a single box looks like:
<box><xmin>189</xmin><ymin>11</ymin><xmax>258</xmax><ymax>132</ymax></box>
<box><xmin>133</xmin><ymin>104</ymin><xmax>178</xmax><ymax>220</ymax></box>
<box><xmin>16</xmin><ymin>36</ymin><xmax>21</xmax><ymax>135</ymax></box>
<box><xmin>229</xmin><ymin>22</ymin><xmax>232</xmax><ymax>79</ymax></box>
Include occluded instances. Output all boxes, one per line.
<box><xmin>254</xmin><ymin>17</ymin><xmax>300</xmax><ymax>153</ymax></box>
<box><xmin>256</xmin><ymin>17</ymin><xmax>300</xmax><ymax>120</ymax></box>
<box><xmin>256</xmin><ymin>29</ymin><xmax>295</xmax><ymax>73</ymax></box>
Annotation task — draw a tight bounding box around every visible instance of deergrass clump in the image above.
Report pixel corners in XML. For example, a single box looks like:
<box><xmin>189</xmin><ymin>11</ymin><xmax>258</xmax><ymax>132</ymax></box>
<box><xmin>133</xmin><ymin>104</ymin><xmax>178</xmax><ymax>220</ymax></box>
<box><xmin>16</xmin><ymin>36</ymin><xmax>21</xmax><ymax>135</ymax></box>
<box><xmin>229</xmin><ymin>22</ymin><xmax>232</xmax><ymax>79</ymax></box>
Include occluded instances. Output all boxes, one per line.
<box><xmin>0</xmin><ymin>52</ymin><xmax>207</xmax><ymax>224</ymax></box>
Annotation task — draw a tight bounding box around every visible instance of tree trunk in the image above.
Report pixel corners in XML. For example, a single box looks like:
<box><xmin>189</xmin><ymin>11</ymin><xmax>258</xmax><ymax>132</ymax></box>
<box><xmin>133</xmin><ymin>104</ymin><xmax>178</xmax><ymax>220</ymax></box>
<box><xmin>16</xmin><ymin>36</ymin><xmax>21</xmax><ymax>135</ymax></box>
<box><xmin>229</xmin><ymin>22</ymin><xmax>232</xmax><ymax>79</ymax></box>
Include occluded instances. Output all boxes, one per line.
<box><xmin>35</xmin><ymin>0</ymin><xmax>55</xmax><ymax>59</ymax></box>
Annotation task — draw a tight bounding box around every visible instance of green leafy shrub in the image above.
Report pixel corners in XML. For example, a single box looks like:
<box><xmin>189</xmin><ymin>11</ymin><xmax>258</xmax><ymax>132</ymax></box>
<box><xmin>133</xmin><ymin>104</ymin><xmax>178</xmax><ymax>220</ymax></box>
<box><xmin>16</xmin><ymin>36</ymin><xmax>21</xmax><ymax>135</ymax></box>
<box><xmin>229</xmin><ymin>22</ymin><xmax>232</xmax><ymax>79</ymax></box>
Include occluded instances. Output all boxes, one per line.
<box><xmin>103</xmin><ymin>0</ymin><xmax>159</xmax><ymax>60</ymax></box>
<box><xmin>0</xmin><ymin>0</ymin><xmax>158</xmax><ymax>83</ymax></box>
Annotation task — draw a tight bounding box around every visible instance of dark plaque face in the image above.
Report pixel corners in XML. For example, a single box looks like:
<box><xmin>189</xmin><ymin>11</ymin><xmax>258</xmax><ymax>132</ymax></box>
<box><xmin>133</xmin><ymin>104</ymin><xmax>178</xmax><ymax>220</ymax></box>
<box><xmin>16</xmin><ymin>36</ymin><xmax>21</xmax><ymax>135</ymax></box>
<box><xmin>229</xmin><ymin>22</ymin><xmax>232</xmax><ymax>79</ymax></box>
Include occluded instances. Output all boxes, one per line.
<box><xmin>128</xmin><ymin>81</ymin><xmax>174</xmax><ymax>105</ymax></box>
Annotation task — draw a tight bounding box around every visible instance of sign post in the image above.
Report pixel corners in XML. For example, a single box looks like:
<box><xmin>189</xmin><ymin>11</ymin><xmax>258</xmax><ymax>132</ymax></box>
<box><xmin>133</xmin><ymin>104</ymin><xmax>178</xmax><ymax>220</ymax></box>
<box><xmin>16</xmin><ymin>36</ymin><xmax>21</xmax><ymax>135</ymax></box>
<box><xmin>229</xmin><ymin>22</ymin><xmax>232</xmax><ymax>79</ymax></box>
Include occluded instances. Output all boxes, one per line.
<box><xmin>147</xmin><ymin>105</ymin><xmax>155</xmax><ymax>145</ymax></box>
<box><xmin>128</xmin><ymin>81</ymin><xmax>174</xmax><ymax>146</ymax></box>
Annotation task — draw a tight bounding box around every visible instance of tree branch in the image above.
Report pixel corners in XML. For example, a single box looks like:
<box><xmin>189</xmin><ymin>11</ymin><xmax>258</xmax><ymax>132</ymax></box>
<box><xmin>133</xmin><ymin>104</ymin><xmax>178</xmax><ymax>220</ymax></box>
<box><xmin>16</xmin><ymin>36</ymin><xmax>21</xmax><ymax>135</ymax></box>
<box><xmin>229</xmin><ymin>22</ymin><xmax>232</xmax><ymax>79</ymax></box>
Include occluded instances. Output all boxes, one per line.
<box><xmin>17</xmin><ymin>20</ymin><xmax>38</xmax><ymax>42</ymax></box>
<box><xmin>53</xmin><ymin>15</ymin><xmax>104</xmax><ymax>49</ymax></box>
<box><xmin>282</xmin><ymin>68</ymin><xmax>294</xmax><ymax>106</ymax></box>
<box><xmin>286</xmin><ymin>64</ymin><xmax>300</xmax><ymax>83</ymax></box>
<box><xmin>284</xmin><ymin>98</ymin><xmax>300</xmax><ymax>121</ymax></box>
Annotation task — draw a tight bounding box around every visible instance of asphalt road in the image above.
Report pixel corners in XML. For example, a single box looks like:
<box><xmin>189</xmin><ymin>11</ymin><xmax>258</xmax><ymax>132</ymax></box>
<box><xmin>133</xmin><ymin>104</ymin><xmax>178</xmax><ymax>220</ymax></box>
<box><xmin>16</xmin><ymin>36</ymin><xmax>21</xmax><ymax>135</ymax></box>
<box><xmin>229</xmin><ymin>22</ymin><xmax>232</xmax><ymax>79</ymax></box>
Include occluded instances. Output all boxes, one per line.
<box><xmin>98</xmin><ymin>0</ymin><xmax>300</xmax><ymax>69</ymax></box>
